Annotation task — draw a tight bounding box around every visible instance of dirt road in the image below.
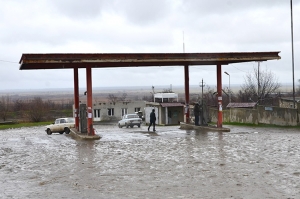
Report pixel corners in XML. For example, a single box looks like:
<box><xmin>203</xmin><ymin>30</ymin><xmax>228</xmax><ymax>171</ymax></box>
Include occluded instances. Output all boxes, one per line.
<box><xmin>1</xmin><ymin>124</ymin><xmax>299</xmax><ymax>198</ymax></box>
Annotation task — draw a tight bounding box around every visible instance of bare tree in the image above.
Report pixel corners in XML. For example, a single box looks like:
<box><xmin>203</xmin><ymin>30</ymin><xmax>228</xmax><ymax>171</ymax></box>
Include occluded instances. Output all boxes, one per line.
<box><xmin>107</xmin><ymin>92</ymin><xmax>127</xmax><ymax>103</ymax></box>
<box><xmin>142</xmin><ymin>95</ymin><xmax>153</xmax><ymax>102</ymax></box>
<box><xmin>203</xmin><ymin>85</ymin><xmax>218</xmax><ymax>107</ymax></box>
<box><xmin>190</xmin><ymin>94</ymin><xmax>199</xmax><ymax>103</ymax></box>
<box><xmin>13</xmin><ymin>99</ymin><xmax>25</xmax><ymax>112</ymax></box>
<box><xmin>107</xmin><ymin>94</ymin><xmax>118</xmax><ymax>103</ymax></box>
<box><xmin>26</xmin><ymin>97</ymin><xmax>49</xmax><ymax>122</ymax></box>
<box><xmin>94</xmin><ymin>96</ymin><xmax>100</xmax><ymax>106</ymax></box>
<box><xmin>0</xmin><ymin>95</ymin><xmax>11</xmax><ymax>121</ymax></box>
<box><xmin>236</xmin><ymin>89</ymin><xmax>252</xmax><ymax>103</ymax></box>
<box><xmin>240</xmin><ymin>67</ymin><xmax>281</xmax><ymax>102</ymax></box>
<box><xmin>118</xmin><ymin>93</ymin><xmax>127</xmax><ymax>101</ymax></box>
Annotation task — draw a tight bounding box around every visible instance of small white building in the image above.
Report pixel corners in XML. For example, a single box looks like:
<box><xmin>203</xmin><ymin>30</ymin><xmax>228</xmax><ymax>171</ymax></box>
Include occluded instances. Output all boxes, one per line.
<box><xmin>145</xmin><ymin>93</ymin><xmax>184</xmax><ymax>125</ymax></box>
<box><xmin>145</xmin><ymin>102</ymin><xmax>184</xmax><ymax>125</ymax></box>
<box><xmin>154</xmin><ymin>93</ymin><xmax>178</xmax><ymax>102</ymax></box>
<box><xmin>78</xmin><ymin>92</ymin><xmax>184</xmax><ymax>125</ymax></box>
<box><xmin>92</xmin><ymin>101</ymin><xmax>146</xmax><ymax>122</ymax></box>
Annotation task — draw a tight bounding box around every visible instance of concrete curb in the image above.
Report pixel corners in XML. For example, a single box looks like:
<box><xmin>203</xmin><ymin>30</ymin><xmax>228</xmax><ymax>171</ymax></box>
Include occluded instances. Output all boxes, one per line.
<box><xmin>179</xmin><ymin>122</ymin><xmax>230</xmax><ymax>132</ymax></box>
<box><xmin>70</xmin><ymin>128</ymin><xmax>102</xmax><ymax>140</ymax></box>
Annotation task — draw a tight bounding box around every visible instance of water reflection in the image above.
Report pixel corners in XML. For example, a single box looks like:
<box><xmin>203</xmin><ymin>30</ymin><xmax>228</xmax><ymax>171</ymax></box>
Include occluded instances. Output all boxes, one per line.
<box><xmin>185</xmin><ymin>129</ymin><xmax>209</xmax><ymax>140</ymax></box>
<box><xmin>184</xmin><ymin>129</ymin><xmax>227</xmax><ymax>166</ymax></box>
<box><xmin>76</xmin><ymin>140</ymin><xmax>97</xmax><ymax>164</ymax></box>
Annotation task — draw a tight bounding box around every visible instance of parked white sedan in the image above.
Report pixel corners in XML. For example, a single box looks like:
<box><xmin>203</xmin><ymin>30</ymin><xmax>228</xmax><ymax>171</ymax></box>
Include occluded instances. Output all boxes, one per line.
<box><xmin>45</xmin><ymin>117</ymin><xmax>75</xmax><ymax>135</ymax></box>
<box><xmin>118</xmin><ymin>114</ymin><xmax>142</xmax><ymax>128</ymax></box>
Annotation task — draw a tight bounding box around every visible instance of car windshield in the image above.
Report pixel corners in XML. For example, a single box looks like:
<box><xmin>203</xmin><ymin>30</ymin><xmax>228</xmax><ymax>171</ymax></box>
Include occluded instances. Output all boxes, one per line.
<box><xmin>127</xmin><ymin>114</ymin><xmax>139</xmax><ymax>119</ymax></box>
<box><xmin>54</xmin><ymin>119</ymin><xmax>60</xmax><ymax>124</ymax></box>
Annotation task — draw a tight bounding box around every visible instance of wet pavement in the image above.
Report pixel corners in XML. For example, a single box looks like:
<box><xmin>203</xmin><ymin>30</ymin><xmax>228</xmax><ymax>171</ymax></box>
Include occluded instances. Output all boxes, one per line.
<box><xmin>1</xmin><ymin>124</ymin><xmax>300</xmax><ymax>199</ymax></box>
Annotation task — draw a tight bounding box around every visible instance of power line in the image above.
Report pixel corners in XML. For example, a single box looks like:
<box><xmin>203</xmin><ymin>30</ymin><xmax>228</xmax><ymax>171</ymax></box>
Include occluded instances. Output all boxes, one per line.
<box><xmin>0</xmin><ymin>59</ymin><xmax>18</xmax><ymax>64</ymax></box>
<box><xmin>232</xmin><ymin>65</ymin><xmax>250</xmax><ymax>73</ymax></box>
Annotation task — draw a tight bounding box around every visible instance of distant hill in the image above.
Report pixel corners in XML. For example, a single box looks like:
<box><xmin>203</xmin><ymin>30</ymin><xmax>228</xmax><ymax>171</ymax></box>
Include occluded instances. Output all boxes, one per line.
<box><xmin>0</xmin><ymin>83</ymin><xmax>294</xmax><ymax>99</ymax></box>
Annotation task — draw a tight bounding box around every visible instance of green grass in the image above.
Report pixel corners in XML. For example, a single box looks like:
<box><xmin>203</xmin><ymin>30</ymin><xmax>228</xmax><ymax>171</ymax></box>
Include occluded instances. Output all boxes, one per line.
<box><xmin>0</xmin><ymin>121</ymin><xmax>51</xmax><ymax>130</ymax></box>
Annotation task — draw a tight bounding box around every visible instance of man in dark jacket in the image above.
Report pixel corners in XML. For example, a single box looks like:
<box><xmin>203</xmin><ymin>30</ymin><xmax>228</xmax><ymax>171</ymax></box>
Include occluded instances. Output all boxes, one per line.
<box><xmin>148</xmin><ymin>109</ymin><xmax>156</xmax><ymax>131</ymax></box>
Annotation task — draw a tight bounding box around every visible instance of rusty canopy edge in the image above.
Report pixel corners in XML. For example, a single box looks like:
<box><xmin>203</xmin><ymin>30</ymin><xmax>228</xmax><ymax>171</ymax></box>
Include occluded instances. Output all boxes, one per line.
<box><xmin>19</xmin><ymin>52</ymin><xmax>281</xmax><ymax>70</ymax></box>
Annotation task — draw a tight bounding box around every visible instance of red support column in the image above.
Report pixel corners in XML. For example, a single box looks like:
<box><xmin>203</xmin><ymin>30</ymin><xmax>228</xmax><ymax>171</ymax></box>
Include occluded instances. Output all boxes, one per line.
<box><xmin>73</xmin><ymin>67</ymin><xmax>79</xmax><ymax>131</ymax></box>
<box><xmin>86</xmin><ymin>66</ymin><xmax>95</xmax><ymax>135</ymax></box>
<box><xmin>216</xmin><ymin>64</ymin><xmax>223</xmax><ymax>128</ymax></box>
<box><xmin>184</xmin><ymin>65</ymin><xmax>190</xmax><ymax>123</ymax></box>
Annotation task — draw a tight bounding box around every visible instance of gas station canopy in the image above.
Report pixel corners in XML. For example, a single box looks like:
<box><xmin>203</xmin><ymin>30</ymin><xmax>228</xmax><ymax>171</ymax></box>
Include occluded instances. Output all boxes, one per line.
<box><xmin>19</xmin><ymin>51</ymin><xmax>281</xmax><ymax>133</ymax></box>
<box><xmin>19</xmin><ymin>52</ymin><xmax>280</xmax><ymax>70</ymax></box>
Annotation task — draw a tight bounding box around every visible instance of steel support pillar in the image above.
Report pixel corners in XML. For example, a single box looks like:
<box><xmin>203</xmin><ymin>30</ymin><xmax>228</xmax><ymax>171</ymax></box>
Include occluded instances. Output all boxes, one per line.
<box><xmin>165</xmin><ymin>107</ymin><xmax>168</xmax><ymax>125</ymax></box>
<box><xmin>86</xmin><ymin>66</ymin><xmax>95</xmax><ymax>135</ymax></box>
<box><xmin>216</xmin><ymin>64</ymin><xmax>223</xmax><ymax>128</ymax></box>
<box><xmin>184</xmin><ymin>65</ymin><xmax>190</xmax><ymax>123</ymax></box>
<box><xmin>73</xmin><ymin>67</ymin><xmax>79</xmax><ymax>131</ymax></box>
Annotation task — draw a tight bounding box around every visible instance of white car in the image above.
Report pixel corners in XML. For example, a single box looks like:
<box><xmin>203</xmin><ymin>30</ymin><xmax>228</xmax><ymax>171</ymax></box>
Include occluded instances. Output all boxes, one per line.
<box><xmin>118</xmin><ymin>114</ymin><xmax>142</xmax><ymax>128</ymax></box>
<box><xmin>45</xmin><ymin>117</ymin><xmax>75</xmax><ymax>135</ymax></box>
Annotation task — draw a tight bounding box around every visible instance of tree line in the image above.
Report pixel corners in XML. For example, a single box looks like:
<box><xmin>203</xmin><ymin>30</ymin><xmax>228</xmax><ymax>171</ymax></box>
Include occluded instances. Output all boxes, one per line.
<box><xmin>143</xmin><ymin>67</ymin><xmax>300</xmax><ymax>108</ymax></box>
<box><xmin>198</xmin><ymin>67</ymin><xmax>300</xmax><ymax>107</ymax></box>
<box><xmin>0</xmin><ymin>96</ymin><xmax>73</xmax><ymax>122</ymax></box>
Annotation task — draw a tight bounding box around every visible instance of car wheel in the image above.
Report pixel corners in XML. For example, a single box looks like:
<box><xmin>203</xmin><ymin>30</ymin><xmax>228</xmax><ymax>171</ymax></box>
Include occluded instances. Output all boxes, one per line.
<box><xmin>130</xmin><ymin>125</ymin><xmax>133</xmax><ymax>128</ymax></box>
<box><xmin>138</xmin><ymin>124</ymin><xmax>140</xmax><ymax>128</ymax></box>
<box><xmin>118</xmin><ymin>123</ymin><xmax>122</xmax><ymax>128</ymax></box>
<box><xmin>64</xmin><ymin>127</ymin><xmax>70</xmax><ymax>134</ymax></box>
<box><xmin>46</xmin><ymin>128</ymin><xmax>52</xmax><ymax>135</ymax></box>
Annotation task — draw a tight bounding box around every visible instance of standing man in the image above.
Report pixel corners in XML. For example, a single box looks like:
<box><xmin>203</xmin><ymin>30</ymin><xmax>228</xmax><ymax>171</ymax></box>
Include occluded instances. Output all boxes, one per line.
<box><xmin>194</xmin><ymin>102</ymin><xmax>200</xmax><ymax>126</ymax></box>
<box><xmin>148</xmin><ymin>109</ymin><xmax>156</xmax><ymax>132</ymax></box>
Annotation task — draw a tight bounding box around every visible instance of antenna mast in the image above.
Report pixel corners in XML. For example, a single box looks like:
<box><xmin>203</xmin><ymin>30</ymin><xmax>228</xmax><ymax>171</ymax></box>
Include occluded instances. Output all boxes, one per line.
<box><xmin>183</xmin><ymin>31</ymin><xmax>185</xmax><ymax>53</ymax></box>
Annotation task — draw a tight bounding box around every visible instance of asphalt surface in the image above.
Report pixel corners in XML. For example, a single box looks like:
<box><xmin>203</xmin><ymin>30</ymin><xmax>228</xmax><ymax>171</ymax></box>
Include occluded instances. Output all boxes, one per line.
<box><xmin>1</xmin><ymin>124</ymin><xmax>300</xmax><ymax>199</ymax></box>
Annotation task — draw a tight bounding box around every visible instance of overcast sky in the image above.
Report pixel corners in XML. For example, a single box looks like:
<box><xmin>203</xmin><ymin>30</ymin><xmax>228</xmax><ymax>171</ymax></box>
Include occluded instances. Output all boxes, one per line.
<box><xmin>0</xmin><ymin>0</ymin><xmax>299</xmax><ymax>92</ymax></box>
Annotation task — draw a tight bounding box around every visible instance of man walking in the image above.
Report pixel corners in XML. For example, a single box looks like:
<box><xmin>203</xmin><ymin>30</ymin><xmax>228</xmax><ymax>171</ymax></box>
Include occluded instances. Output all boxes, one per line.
<box><xmin>194</xmin><ymin>102</ymin><xmax>200</xmax><ymax>126</ymax></box>
<box><xmin>148</xmin><ymin>109</ymin><xmax>156</xmax><ymax>131</ymax></box>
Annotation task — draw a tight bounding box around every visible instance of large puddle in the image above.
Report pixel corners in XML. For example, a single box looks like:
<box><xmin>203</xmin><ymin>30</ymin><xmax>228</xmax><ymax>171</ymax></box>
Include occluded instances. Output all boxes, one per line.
<box><xmin>1</xmin><ymin>124</ymin><xmax>299</xmax><ymax>198</ymax></box>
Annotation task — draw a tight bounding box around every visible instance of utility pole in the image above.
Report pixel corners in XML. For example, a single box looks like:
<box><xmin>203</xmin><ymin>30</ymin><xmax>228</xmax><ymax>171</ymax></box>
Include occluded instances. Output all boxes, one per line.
<box><xmin>224</xmin><ymin>71</ymin><xmax>231</xmax><ymax>122</ymax></box>
<box><xmin>152</xmin><ymin>86</ymin><xmax>155</xmax><ymax>102</ymax></box>
<box><xmin>224</xmin><ymin>71</ymin><xmax>231</xmax><ymax>103</ymax></box>
<box><xmin>183</xmin><ymin>31</ymin><xmax>185</xmax><ymax>53</ymax></box>
<box><xmin>199</xmin><ymin>79</ymin><xmax>205</xmax><ymax>125</ymax></box>
<box><xmin>258</xmin><ymin>61</ymin><xmax>260</xmax><ymax>101</ymax></box>
<box><xmin>290</xmin><ymin>0</ymin><xmax>296</xmax><ymax>108</ymax></box>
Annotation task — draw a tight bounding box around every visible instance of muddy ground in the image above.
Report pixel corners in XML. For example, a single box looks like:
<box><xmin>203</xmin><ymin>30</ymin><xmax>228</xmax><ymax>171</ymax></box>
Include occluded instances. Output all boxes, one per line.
<box><xmin>0</xmin><ymin>124</ymin><xmax>300</xmax><ymax>199</ymax></box>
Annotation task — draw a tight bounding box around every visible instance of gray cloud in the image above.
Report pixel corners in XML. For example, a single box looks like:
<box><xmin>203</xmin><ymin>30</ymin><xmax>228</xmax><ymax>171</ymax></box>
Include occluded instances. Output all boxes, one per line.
<box><xmin>181</xmin><ymin>0</ymin><xmax>292</xmax><ymax>16</ymax></box>
<box><xmin>48</xmin><ymin>0</ymin><xmax>106</xmax><ymax>19</ymax></box>
<box><xmin>0</xmin><ymin>0</ymin><xmax>299</xmax><ymax>91</ymax></box>
<box><xmin>113</xmin><ymin>0</ymin><xmax>172</xmax><ymax>26</ymax></box>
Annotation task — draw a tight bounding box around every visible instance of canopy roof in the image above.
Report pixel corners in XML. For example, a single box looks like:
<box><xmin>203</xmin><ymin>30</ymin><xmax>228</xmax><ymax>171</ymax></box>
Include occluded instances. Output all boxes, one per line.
<box><xmin>19</xmin><ymin>52</ymin><xmax>280</xmax><ymax>70</ymax></box>
<box><xmin>161</xmin><ymin>103</ymin><xmax>184</xmax><ymax>107</ymax></box>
